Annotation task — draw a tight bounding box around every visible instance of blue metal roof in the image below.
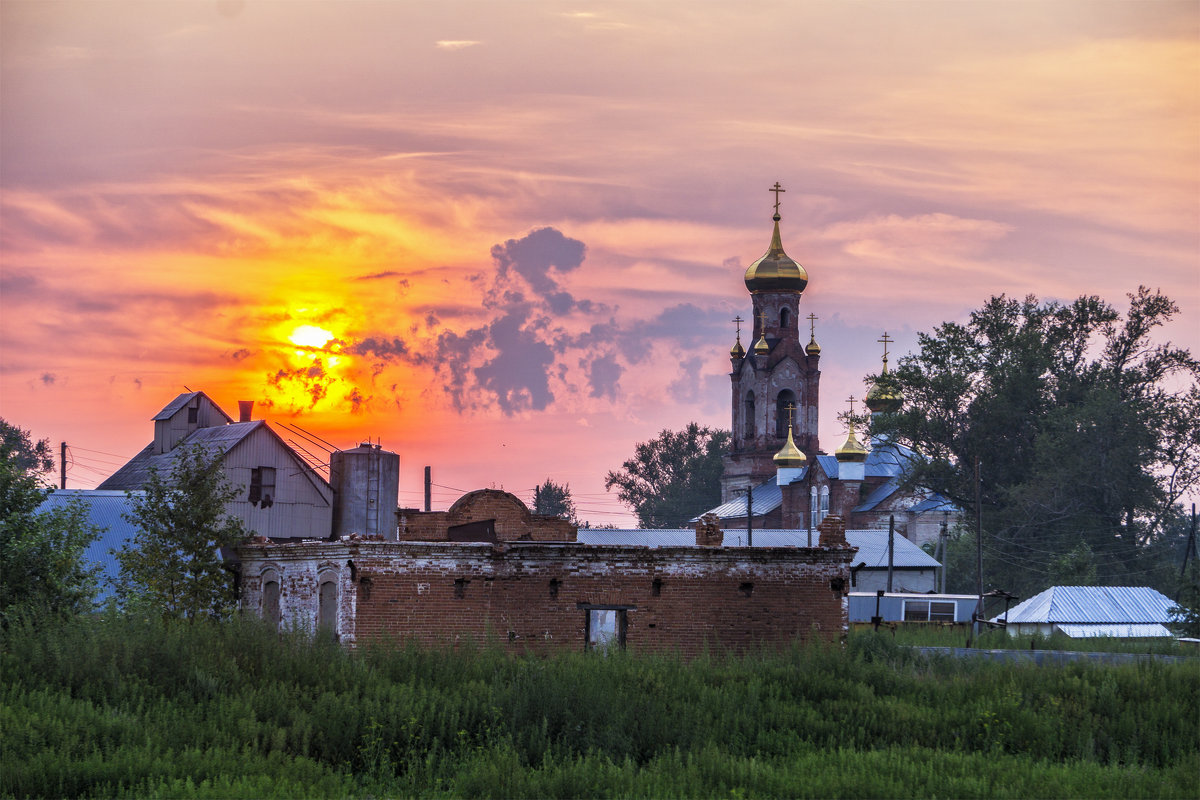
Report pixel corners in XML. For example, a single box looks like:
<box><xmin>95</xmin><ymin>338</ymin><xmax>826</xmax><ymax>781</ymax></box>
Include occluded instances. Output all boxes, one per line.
<box><xmin>864</xmin><ymin>438</ymin><xmax>916</xmax><ymax>478</ymax></box>
<box><xmin>815</xmin><ymin>455</ymin><xmax>840</xmax><ymax>479</ymax></box>
<box><xmin>576</xmin><ymin>528</ymin><xmax>940</xmax><ymax>569</ymax></box>
<box><xmin>991</xmin><ymin>586</ymin><xmax>1177</xmax><ymax>625</ymax></box>
<box><xmin>853</xmin><ymin>479</ymin><xmax>900</xmax><ymax>512</ymax></box>
<box><xmin>694</xmin><ymin>473</ymin><xmax>786</xmax><ymax>521</ymax></box>
<box><xmin>36</xmin><ymin>489</ymin><xmax>142</xmax><ymax>603</ymax></box>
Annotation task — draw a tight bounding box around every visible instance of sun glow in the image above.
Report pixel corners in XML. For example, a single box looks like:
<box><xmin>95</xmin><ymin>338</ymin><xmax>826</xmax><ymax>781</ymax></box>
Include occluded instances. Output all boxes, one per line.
<box><xmin>289</xmin><ymin>324</ymin><xmax>335</xmax><ymax>349</ymax></box>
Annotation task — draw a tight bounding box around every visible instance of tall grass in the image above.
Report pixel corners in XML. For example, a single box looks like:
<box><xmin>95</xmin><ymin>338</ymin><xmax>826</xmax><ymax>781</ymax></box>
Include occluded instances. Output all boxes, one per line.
<box><xmin>2</xmin><ymin>614</ymin><xmax>1197</xmax><ymax>798</ymax></box>
<box><xmin>860</xmin><ymin>623</ymin><xmax>1196</xmax><ymax>655</ymax></box>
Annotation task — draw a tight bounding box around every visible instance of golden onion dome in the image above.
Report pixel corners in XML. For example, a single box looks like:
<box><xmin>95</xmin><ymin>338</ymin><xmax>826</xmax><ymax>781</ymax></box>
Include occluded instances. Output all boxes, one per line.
<box><xmin>835</xmin><ymin>421</ymin><xmax>869</xmax><ymax>463</ymax></box>
<box><xmin>805</xmin><ymin>336</ymin><xmax>821</xmax><ymax>356</ymax></box>
<box><xmin>753</xmin><ymin>333</ymin><xmax>769</xmax><ymax>355</ymax></box>
<box><xmin>730</xmin><ymin>338</ymin><xmax>745</xmax><ymax>359</ymax></box>
<box><xmin>744</xmin><ymin>213</ymin><xmax>808</xmax><ymax>294</ymax></box>
<box><xmin>864</xmin><ymin>360</ymin><xmax>904</xmax><ymax>414</ymax></box>
<box><xmin>773</xmin><ymin>426</ymin><xmax>807</xmax><ymax>468</ymax></box>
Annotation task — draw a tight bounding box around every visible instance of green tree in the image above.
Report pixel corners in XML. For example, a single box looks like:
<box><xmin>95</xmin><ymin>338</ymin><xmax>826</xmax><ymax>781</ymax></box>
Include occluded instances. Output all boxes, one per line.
<box><xmin>605</xmin><ymin>423</ymin><xmax>730</xmax><ymax>529</ymax></box>
<box><xmin>532</xmin><ymin>479</ymin><xmax>577</xmax><ymax>524</ymax></box>
<box><xmin>869</xmin><ymin>289</ymin><xmax>1199</xmax><ymax>597</ymax></box>
<box><xmin>117</xmin><ymin>445</ymin><xmax>247</xmax><ymax>621</ymax></box>
<box><xmin>0</xmin><ymin>420</ymin><xmax>100</xmax><ymax>626</ymax></box>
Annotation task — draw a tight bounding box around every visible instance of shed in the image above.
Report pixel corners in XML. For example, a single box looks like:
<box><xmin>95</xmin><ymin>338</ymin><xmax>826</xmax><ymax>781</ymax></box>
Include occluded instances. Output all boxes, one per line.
<box><xmin>990</xmin><ymin>585</ymin><xmax>1178</xmax><ymax>638</ymax></box>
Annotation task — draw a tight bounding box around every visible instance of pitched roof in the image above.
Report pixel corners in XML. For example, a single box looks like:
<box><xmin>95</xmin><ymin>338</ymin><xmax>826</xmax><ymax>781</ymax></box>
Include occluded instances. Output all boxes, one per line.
<box><xmin>36</xmin><ymin>489</ymin><xmax>142</xmax><ymax>603</ymax></box>
<box><xmin>990</xmin><ymin>586</ymin><xmax>1177</xmax><ymax>626</ymax></box>
<box><xmin>694</xmin><ymin>473</ymin><xmax>788</xmax><ymax>521</ymax></box>
<box><xmin>152</xmin><ymin>391</ymin><xmax>232</xmax><ymax>422</ymax></box>
<box><xmin>576</xmin><ymin>528</ymin><xmax>940</xmax><ymax>569</ymax></box>
<box><xmin>98</xmin><ymin>421</ymin><xmax>264</xmax><ymax>490</ymax></box>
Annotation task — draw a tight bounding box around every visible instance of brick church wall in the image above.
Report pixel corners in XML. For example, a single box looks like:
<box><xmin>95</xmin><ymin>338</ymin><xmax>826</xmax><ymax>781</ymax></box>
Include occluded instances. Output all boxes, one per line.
<box><xmin>237</xmin><ymin>540</ymin><xmax>853</xmax><ymax>657</ymax></box>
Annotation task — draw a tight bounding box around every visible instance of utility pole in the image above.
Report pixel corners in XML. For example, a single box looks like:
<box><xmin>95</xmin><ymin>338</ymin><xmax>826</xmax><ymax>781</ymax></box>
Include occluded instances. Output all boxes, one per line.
<box><xmin>939</xmin><ymin>512</ymin><xmax>948</xmax><ymax>594</ymax></box>
<box><xmin>973</xmin><ymin>455</ymin><xmax>983</xmax><ymax>641</ymax></box>
<box><xmin>424</xmin><ymin>466</ymin><xmax>432</xmax><ymax>512</ymax></box>
<box><xmin>60</xmin><ymin>442</ymin><xmax>67</xmax><ymax>490</ymax></box>
<box><xmin>887</xmin><ymin>514</ymin><xmax>895</xmax><ymax>593</ymax></box>
<box><xmin>1182</xmin><ymin>503</ymin><xmax>1197</xmax><ymax>577</ymax></box>
<box><xmin>746</xmin><ymin>483</ymin><xmax>753</xmax><ymax>547</ymax></box>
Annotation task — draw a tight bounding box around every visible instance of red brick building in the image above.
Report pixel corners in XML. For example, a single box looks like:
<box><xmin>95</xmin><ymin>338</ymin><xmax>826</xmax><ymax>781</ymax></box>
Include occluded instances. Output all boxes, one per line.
<box><xmin>236</xmin><ymin>491</ymin><xmax>854</xmax><ymax>656</ymax></box>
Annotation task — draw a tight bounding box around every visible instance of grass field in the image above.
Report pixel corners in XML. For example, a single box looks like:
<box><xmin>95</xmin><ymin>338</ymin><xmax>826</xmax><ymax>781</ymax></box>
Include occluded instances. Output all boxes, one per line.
<box><xmin>2</xmin><ymin>615</ymin><xmax>1197</xmax><ymax>798</ymax></box>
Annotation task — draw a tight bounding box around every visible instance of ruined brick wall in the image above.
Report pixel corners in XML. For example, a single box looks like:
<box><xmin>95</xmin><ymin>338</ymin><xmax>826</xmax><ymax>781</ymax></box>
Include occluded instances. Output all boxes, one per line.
<box><xmin>396</xmin><ymin>489</ymin><xmax>575</xmax><ymax>542</ymax></box>
<box><xmin>237</xmin><ymin>540</ymin><xmax>852</xmax><ymax>657</ymax></box>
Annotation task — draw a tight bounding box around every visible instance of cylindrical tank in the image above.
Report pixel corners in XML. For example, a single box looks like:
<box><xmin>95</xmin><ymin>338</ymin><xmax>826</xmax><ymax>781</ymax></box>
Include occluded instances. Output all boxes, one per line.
<box><xmin>330</xmin><ymin>443</ymin><xmax>400</xmax><ymax>540</ymax></box>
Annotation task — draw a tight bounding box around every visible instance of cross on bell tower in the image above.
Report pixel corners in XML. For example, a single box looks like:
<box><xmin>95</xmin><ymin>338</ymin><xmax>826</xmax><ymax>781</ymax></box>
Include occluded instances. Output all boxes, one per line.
<box><xmin>721</xmin><ymin>181</ymin><xmax>822</xmax><ymax>502</ymax></box>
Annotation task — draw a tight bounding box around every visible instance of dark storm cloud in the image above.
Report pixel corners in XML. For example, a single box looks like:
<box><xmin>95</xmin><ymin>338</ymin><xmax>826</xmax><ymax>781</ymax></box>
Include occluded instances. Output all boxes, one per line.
<box><xmin>349</xmin><ymin>336</ymin><xmax>415</xmax><ymax>360</ymax></box>
<box><xmin>584</xmin><ymin>353</ymin><xmax>622</xmax><ymax>400</ymax></box>
<box><xmin>491</xmin><ymin>227</ymin><xmax>586</xmax><ymax>301</ymax></box>
<box><xmin>472</xmin><ymin>309</ymin><xmax>556</xmax><ymax>413</ymax></box>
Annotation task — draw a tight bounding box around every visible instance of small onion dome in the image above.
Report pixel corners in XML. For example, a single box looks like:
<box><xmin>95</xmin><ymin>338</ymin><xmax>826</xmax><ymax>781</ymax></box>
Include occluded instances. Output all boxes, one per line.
<box><xmin>753</xmin><ymin>333</ymin><xmax>769</xmax><ymax>355</ymax></box>
<box><xmin>744</xmin><ymin>214</ymin><xmax>809</xmax><ymax>294</ymax></box>
<box><xmin>835</xmin><ymin>422</ymin><xmax>869</xmax><ymax>463</ymax></box>
<box><xmin>730</xmin><ymin>337</ymin><xmax>745</xmax><ymax>359</ymax></box>
<box><xmin>805</xmin><ymin>335</ymin><xmax>821</xmax><ymax>356</ymax></box>
<box><xmin>865</xmin><ymin>362</ymin><xmax>904</xmax><ymax>414</ymax></box>
<box><xmin>773</xmin><ymin>427</ymin><xmax>807</xmax><ymax>468</ymax></box>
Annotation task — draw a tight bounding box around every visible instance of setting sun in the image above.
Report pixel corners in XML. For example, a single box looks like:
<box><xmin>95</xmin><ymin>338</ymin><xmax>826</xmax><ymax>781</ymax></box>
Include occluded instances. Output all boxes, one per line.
<box><xmin>289</xmin><ymin>325</ymin><xmax>335</xmax><ymax>350</ymax></box>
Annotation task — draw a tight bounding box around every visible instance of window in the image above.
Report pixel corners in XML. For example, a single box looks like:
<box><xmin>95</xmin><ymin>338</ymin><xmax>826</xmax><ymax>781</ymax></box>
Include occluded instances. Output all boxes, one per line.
<box><xmin>187</xmin><ymin>405</ymin><xmax>198</xmax><ymax>424</ymax></box>
<box><xmin>318</xmin><ymin>579</ymin><xmax>337</xmax><ymax>636</ymax></box>
<box><xmin>744</xmin><ymin>392</ymin><xmax>756</xmax><ymax>438</ymax></box>
<box><xmin>584</xmin><ymin>607</ymin><xmax>628</xmax><ymax>651</ymax></box>
<box><xmin>262</xmin><ymin>579</ymin><xmax>280</xmax><ymax>630</ymax></box>
<box><xmin>903</xmin><ymin>600</ymin><xmax>957</xmax><ymax>622</ymax></box>
<box><xmin>818</xmin><ymin>486</ymin><xmax>829</xmax><ymax>523</ymax></box>
<box><xmin>810</xmin><ymin>487</ymin><xmax>818</xmax><ymax>530</ymax></box>
<box><xmin>780</xmin><ymin>307</ymin><xmax>791</xmax><ymax>328</ymax></box>
<box><xmin>776</xmin><ymin>390</ymin><xmax>797</xmax><ymax>437</ymax></box>
<box><xmin>249</xmin><ymin>467</ymin><xmax>276</xmax><ymax>508</ymax></box>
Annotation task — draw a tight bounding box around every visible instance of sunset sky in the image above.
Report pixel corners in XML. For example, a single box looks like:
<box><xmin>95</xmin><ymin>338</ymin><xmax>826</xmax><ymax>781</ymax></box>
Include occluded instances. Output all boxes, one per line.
<box><xmin>2</xmin><ymin>1</ymin><xmax>1197</xmax><ymax>526</ymax></box>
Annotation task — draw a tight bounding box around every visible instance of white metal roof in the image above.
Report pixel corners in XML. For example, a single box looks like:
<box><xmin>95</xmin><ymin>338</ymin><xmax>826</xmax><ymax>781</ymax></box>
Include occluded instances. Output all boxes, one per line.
<box><xmin>576</xmin><ymin>528</ymin><xmax>940</xmax><ymax>568</ymax></box>
<box><xmin>990</xmin><ymin>586</ymin><xmax>1176</xmax><ymax>625</ymax></box>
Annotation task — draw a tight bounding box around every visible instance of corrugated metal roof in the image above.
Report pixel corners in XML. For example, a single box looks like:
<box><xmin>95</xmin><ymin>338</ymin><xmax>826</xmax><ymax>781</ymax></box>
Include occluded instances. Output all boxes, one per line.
<box><xmin>992</xmin><ymin>586</ymin><xmax>1176</xmax><ymax>625</ymax></box>
<box><xmin>153</xmin><ymin>391</ymin><xmax>201</xmax><ymax>420</ymax></box>
<box><xmin>815</xmin><ymin>455</ymin><xmax>840</xmax><ymax>479</ymax></box>
<box><xmin>864</xmin><ymin>439</ymin><xmax>915</xmax><ymax>478</ymax></box>
<box><xmin>36</xmin><ymin>489</ymin><xmax>142</xmax><ymax>603</ymax></box>
<box><xmin>853</xmin><ymin>479</ymin><xmax>900</xmax><ymax>512</ymax></box>
<box><xmin>1054</xmin><ymin>624</ymin><xmax>1173</xmax><ymax>639</ymax></box>
<box><xmin>576</xmin><ymin>528</ymin><xmax>940</xmax><ymax>569</ymax></box>
<box><xmin>694</xmin><ymin>474</ymin><xmax>785</xmax><ymax>521</ymax></box>
<box><xmin>98</xmin><ymin>421</ymin><xmax>262</xmax><ymax>490</ymax></box>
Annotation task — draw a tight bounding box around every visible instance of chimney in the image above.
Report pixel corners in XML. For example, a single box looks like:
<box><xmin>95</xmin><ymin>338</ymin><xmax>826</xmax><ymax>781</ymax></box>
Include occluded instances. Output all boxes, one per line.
<box><xmin>694</xmin><ymin>513</ymin><xmax>724</xmax><ymax>547</ymax></box>
<box><xmin>238</xmin><ymin>400</ymin><xmax>253</xmax><ymax>423</ymax></box>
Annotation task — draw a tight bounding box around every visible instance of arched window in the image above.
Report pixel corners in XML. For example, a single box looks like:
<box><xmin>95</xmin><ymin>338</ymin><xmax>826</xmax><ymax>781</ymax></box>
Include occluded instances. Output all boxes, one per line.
<box><xmin>780</xmin><ymin>306</ymin><xmax>791</xmax><ymax>329</ymax></box>
<box><xmin>819</xmin><ymin>486</ymin><xmax>830</xmax><ymax>524</ymax></box>
<box><xmin>744</xmin><ymin>391</ymin><xmax>756</xmax><ymax>438</ymax></box>
<box><xmin>776</xmin><ymin>390</ymin><xmax>797</xmax><ymax>438</ymax></box>
<box><xmin>810</xmin><ymin>487</ymin><xmax>818</xmax><ymax>530</ymax></box>
<box><xmin>318</xmin><ymin>579</ymin><xmax>338</xmax><ymax>637</ymax></box>
<box><xmin>260</xmin><ymin>568</ymin><xmax>281</xmax><ymax>630</ymax></box>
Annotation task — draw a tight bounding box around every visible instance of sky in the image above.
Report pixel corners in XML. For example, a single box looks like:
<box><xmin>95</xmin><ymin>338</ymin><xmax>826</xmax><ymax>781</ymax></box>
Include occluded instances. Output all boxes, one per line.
<box><xmin>2</xmin><ymin>1</ymin><xmax>1197</xmax><ymax>526</ymax></box>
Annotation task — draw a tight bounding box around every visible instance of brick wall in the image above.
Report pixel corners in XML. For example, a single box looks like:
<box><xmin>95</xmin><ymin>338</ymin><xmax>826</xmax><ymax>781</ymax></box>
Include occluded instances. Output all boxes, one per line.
<box><xmin>397</xmin><ymin>489</ymin><xmax>574</xmax><ymax>542</ymax></box>
<box><xmin>237</xmin><ymin>540</ymin><xmax>852</xmax><ymax>657</ymax></box>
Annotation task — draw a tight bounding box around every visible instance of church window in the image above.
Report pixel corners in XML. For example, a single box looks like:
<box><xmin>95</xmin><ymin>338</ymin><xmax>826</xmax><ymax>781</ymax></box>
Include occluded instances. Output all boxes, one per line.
<box><xmin>810</xmin><ymin>487</ymin><xmax>818</xmax><ymax>530</ymax></box>
<box><xmin>318</xmin><ymin>578</ymin><xmax>337</xmax><ymax>638</ymax></box>
<box><xmin>261</xmin><ymin>569</ymin><xmax>280</xmax><ymax>630</ymax></box>
<box><xmin>776</xmin><ymin>390</ymin><xmax>797</xmax><ymax>438</ymax></box>
<box><xmin>744</xmin><ymin>392</ymin><xmax>756</xmax><ymax>437</ymax></box>
<box><xmin>780</xmin><ymin>307</ymin><xmax>791</xmax><ymax>328</ymax></box>
<box><xmin>819</xmin><ymin>486</ymin><xmax>830</xmax><ymax>524</ymax></box>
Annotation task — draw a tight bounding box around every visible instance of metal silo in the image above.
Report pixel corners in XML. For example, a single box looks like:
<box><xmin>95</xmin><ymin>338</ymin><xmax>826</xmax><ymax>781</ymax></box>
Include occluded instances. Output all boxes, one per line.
<box><xmin>330</xmin><ymin>443</ymin><xmax>400</xmax><ymax>540</ymax></box>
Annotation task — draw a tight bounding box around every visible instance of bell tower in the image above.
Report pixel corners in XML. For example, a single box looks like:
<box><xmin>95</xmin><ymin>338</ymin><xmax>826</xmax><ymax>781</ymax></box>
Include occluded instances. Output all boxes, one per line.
<box><xmin>720</xmin><ymin>183</ymin><xmax>822</xmax><ymax>501</ymax></box>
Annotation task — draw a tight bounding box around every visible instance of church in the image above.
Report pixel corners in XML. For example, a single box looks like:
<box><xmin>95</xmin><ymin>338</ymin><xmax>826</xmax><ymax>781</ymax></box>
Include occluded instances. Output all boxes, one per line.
<box><xmin>698</xmin><ymin>183</ymin><xmax>958</xmax><ymax>551</ymax></box>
